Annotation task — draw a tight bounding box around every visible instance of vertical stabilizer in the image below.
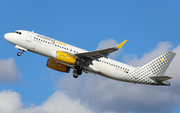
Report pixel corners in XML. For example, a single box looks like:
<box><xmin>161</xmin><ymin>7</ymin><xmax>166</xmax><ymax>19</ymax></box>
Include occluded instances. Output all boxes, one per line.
<box><xmin>136</xmin><ymin>51</ymin><xmax>176</xmax><ymax>77</ymax></box>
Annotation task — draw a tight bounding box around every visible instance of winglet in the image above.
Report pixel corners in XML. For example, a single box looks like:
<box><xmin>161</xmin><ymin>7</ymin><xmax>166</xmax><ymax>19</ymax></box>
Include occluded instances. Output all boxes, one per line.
<box><xmin>117</xmin><ymin>40</ymin><xmax>128</xmax><ymax>49</ymax></box>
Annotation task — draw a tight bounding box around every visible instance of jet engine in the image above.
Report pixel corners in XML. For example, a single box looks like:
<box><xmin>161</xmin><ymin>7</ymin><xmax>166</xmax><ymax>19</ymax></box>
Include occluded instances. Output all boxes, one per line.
<box><xmin>46</xmin><ymin>58</ymin><xmax>70</xmax><ymax>73</ymax></box>
<box><xmin>51</xmin><ymin>51</ymin><xmax>79</xmax><ymax>65</ymax></box>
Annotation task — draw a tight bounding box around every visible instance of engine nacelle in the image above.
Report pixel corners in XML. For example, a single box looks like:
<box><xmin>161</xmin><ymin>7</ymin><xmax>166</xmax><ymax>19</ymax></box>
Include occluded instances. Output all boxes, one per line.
<box><xmin>51</xmin><ymin>51</ymin><xmax>79</xmax><ymax>65</ymax></box>
<box><xmin>46</xmin><ymin>58</ymin><xmax>70</xmax><ymax>73</ymax></box>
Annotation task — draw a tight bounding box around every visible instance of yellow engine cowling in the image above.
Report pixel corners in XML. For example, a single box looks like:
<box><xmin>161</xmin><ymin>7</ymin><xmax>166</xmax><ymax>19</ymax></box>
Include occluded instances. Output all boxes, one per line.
<box><xmin>51</xmin><ymin>51</ymin><xmax>79</xmax><ymax>65</ymax></box>
<box><xmin>46</xmin><ymin>59</ymin><xmax>70</xmax><ymax>73</ymax></box>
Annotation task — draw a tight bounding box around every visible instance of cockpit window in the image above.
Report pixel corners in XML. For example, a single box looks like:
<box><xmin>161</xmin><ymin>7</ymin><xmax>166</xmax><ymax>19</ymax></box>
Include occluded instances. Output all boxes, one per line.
<box><xmin>13</xmin><ymin>31</ymin><xmax>22</xmax><ymax>35</ymax></box>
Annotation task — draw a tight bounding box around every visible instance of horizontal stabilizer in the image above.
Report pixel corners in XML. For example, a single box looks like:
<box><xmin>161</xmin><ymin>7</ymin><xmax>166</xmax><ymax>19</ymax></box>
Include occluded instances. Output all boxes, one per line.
<box><xmin>149</xmin><ymin>76</ymin><xmax>172</xmax><ymax>81</ymax></box>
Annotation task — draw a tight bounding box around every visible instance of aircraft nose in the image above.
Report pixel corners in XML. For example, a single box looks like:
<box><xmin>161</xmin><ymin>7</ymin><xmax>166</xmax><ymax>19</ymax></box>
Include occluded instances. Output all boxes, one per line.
<box><xmin>4</xmin><ymin>33</ymin><xmax>11</xmax><ymax>41</ymax></box>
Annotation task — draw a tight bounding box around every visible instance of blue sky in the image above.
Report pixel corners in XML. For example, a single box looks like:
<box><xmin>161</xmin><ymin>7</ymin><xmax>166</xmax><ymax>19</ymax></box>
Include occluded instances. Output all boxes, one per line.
<box><xmin>0</xmin><ymin>1</ymin><xmax>180</xmax><ymax>113</ymax></box>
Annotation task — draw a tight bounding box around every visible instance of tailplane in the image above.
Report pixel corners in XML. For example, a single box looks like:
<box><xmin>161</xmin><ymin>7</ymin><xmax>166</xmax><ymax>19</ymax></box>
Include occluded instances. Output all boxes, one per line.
<box><xmin>149</xmin><ymin>76</ymin><xmax>172</xmax><ymax>81</ymax></box>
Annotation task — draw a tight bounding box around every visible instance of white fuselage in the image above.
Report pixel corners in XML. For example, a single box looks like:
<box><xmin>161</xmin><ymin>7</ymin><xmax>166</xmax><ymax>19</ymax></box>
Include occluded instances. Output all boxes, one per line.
<box><xmin>5</xmin><ymin>30</ymin><xmax>175</xmax><ymax>86</ymax></box>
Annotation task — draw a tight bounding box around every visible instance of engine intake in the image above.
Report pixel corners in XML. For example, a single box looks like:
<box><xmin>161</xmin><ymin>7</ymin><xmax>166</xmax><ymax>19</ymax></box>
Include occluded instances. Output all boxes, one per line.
<box><xmin>47</xmin><ymin>58</ymin><xmax>70</xmax><ymax>73</ymax></box>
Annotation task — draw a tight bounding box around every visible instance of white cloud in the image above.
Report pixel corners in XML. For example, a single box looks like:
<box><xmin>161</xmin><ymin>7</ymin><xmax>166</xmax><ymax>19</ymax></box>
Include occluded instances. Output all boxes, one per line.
<box><xmin>0</xmin><ymin>90</ymin><xmax>22</xmax><ymax>113</ymax></box>
<box><xmin>96</xmin><ymin>38</ymin><xmax>122</xmax><ymax>59</ymax></box>
<box><xmin>0</xmin><ymin>58</ymin><xmax>20</xmax><ymax>83</ymax></box>
<box><xmin>57</xmin><ymin>73</ymin><xmax>180</xmax><ymax>113</ymax></box>
<box><xmin>0</xmin><ymin>89</ymin><xmax>93</xmax><ymax>113</ymax></box>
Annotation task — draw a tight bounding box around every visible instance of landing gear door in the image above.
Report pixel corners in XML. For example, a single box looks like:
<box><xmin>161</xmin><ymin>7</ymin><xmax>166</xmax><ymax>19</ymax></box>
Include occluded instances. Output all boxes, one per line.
<box><xmin>26</xmin><ymin>31</ymin><xmax>33</xmax><ymax>42</ymax></box>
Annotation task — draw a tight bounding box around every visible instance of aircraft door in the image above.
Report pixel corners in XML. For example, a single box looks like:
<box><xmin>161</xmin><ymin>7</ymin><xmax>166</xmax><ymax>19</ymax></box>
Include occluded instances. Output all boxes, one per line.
<box><xmin>26</xmin><ymin>31</ymin><xmax>33</xmax><ymax>42</ymax></box>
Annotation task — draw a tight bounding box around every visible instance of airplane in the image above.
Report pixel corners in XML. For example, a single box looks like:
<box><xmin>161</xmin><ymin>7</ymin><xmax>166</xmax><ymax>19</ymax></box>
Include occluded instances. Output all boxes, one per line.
<box><xmin>4</xmin><ymin>30</ymin><xmax>176</xmax><ymax>86</ymax></box>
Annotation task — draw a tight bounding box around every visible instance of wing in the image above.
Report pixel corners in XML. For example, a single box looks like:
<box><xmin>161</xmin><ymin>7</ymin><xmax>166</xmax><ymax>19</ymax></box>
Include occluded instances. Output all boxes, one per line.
<box><xmin>75</xmin><ymin>40</ymin><xmax>127</xmax><ymax>61</ymax></box>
